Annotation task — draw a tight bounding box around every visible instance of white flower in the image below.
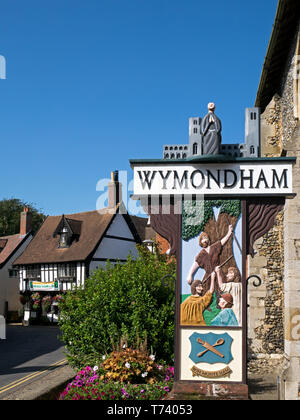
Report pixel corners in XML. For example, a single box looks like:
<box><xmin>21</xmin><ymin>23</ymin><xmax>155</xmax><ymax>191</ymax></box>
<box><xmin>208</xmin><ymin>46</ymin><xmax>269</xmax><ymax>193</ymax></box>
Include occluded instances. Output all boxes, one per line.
<box><xmin>123</xmin><ymin>344</ymin><xmax>126</xmax><ymax>349</ymax></box>
<box><xmin>158</xmin><ymin>365</ymin><xmax>163</xmax><ymax>370</ymax></box>
<box><xmin>102</xmin><ymin>355</ymin><xmax>106</xmax><ymax>360</ymax></box>
<box><xmin>125</xmin><ymin>362</ymin><xmax>131</xmax><ymax>369</ymax></box>
<box><xmin>93</xmin><ymin>366</ymin><xmax>99</xmax><ymax>372</ymax></box>
<box><xmin>141</xmin><ymin>372</ymin><xmax>148</xmax><ymax>378</ymax></box>
<box><xmin>149</xmin><ymin>354</ymin><xmax>155</xmax><ymax>361</ymax></box>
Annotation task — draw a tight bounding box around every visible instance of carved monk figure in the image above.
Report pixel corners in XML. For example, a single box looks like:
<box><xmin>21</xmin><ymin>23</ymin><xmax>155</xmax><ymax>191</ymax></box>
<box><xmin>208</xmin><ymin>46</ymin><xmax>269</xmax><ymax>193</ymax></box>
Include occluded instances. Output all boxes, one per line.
<box><xmin>181</xmin><ymin>274</ymin><xmax>215</xmax><ymax>326</ymax></box>
<box><xmin>200</xmin><ymin>102</ymin><xmax>222</xmax><ymax>155</ymax></box>
<box><xmin>187</xmin><ymin>225</ymin><xmax>233</xmax><ymax>293</ymax></box>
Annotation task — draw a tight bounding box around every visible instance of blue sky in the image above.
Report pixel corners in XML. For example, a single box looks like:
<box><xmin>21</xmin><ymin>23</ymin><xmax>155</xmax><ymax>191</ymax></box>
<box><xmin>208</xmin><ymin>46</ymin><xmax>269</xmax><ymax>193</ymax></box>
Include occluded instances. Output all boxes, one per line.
<box><xmin>0</xmin><ymin>0</ymin><xmax>277</xmax><ymax>216</ymax></box>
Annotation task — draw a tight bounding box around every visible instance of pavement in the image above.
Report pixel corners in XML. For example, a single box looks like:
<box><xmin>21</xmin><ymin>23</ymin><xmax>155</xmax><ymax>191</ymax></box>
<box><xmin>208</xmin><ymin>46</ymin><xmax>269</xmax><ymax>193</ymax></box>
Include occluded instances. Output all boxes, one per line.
<box><xmin>1</xmin><ymin>364</ymin><xmax>75</xmax><ymax>400</ymax></box>
<box><xmin>0</xmin><ymin>368</ymin><xmax>278</xmax><ymax>400</ymax></box>
<box><xmin>0</xmin><ymin>364</ymin><xmax>279</xmax><ymax>400</ymax></box>
<box><xmin>0</xmin><ymin>324</ymin><xmax>69</xmax><ymax>399</ymax></box>
<box><xmin>248</xmin><ymin>374</ymin><xmax>278</xmax><ymax>400</ymax></box>
<box><xmin>0</xmin><ymin>324</ymin><xmax>280</xmax><ymax>400</ymax></box>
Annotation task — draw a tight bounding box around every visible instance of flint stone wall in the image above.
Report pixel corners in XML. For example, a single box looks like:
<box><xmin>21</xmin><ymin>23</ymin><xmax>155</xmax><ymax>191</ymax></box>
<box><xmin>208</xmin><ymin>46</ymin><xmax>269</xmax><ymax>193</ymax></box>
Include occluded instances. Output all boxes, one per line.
<box><xmin>248</xmin><ymin>24</ymin><xmax>300</xmax><ymax>363</ymax></box>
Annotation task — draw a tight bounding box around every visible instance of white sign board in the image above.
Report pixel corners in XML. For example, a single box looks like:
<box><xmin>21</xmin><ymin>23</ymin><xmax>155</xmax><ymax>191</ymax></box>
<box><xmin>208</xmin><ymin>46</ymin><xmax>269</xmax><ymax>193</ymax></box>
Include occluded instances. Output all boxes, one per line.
<box><xmin>133</xmin><ymin>162</ymin><xmax>293</xmax><ymax>196</ymax></box>
<box><xmin>29</xmin><ymin>281</ymin><xmax>59</xmax><ymax>291</ymax></box>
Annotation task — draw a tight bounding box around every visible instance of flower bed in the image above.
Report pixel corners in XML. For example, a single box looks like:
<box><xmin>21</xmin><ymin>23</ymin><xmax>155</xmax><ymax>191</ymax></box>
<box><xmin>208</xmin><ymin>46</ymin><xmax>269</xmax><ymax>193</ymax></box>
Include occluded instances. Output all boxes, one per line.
<box><xmin>58</xmin><ymin>365</ymin><xmax>174</xmax><ymax>400</ymax></box>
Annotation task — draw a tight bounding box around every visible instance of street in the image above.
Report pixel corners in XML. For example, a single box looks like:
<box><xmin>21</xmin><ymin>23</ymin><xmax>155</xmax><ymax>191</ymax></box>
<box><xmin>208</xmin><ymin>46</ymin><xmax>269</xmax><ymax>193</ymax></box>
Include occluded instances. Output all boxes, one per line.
<box><xmin>0</xmin><ymin>325</ymin><xmax>67</xmax><ymax>398</ymax></box>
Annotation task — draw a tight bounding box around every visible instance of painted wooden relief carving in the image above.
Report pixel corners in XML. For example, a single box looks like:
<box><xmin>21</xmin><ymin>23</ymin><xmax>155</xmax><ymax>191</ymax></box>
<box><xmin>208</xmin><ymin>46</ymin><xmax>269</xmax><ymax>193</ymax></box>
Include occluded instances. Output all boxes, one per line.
<box><xmin>180</xmin><ymin>199</ymin><xmax>242</xmax><ymax>328</ymax></box>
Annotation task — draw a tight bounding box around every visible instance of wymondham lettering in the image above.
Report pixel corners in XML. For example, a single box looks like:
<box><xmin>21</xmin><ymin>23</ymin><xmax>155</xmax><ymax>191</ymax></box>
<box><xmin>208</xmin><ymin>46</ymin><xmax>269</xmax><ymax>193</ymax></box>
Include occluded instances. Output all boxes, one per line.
<box><xmin>136</xmin><ymin>167</ymin><xmax>290</xmax><ymax>193</ymax></box>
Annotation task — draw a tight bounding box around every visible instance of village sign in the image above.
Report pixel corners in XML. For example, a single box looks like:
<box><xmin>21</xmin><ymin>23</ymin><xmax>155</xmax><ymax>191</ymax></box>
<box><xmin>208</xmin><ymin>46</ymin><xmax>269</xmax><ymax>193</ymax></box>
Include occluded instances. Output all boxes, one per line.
<box><xmin>130</xmin><ymin>103</ymin><xmax>296</xmax><ymax>399</ymax></box>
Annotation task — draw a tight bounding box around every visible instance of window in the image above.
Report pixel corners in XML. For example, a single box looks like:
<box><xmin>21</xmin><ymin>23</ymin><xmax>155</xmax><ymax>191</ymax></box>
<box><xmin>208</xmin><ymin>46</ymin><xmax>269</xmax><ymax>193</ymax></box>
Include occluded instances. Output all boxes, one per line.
<box><xmin>8</xmin><ymin>269</ymin><xmax>18</xmax><ymax>278</ymax></box>
<box><xmin>59</xmin><ymin>227</ymin><xmax>70</xmax><ymax>248</ymax></box>
<box><xmin>193</xmin><ymin>128</ymin><xmax>197</xmax><ymax>134</ymax></box>
<box><xmin>58</xmin><ymin>263</ymin><xmax>76</xmax><ymax>278</ymax></box>
<box><xmin>26</xmin><ymin>265</ymin><xmax>41</xmax><ymax>279</ymax></box>
<box><xmin>250</xmin><ymin>145</ymin><xmax>255</xmax><ymax>155</ymax></box>
<box><xmin>193</xmin><ymin>143</ymin><xmax>198</xmax><ymax>155</ymax></box>
<box><xmin>194</xmin><ymin>120</ymin><xmax>197</xmax><ymax>125</ymax></box>
<box><xmin>250</xmin><ymin>112</ymin><xmax>257</xmax><ymax>120</ymax></box>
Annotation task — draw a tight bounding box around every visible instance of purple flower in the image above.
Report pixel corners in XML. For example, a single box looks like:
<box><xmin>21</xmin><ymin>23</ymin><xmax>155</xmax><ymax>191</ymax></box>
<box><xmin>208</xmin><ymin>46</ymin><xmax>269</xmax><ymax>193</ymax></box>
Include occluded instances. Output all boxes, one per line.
<box><xmin>121</xmin><ymin>388</ymin><xmax>130</xmax><ymax>398</ymax></box>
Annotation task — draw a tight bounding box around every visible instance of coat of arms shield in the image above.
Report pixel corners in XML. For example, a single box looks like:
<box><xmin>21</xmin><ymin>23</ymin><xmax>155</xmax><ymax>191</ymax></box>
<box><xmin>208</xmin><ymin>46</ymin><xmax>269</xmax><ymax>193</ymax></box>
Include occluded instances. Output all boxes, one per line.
<box><xmin>189</xmin><ymin>332</ymin><xmax>233</xmax><ymax>365</ymax></box>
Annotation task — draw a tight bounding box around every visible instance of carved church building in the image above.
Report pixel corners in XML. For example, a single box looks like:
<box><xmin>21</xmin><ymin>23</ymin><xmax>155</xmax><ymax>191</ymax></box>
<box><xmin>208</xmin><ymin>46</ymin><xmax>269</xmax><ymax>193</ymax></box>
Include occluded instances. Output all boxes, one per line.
<box><xmin>163</xmin><ymin>107</ymin><xmax>260</xmax><ymax>159</ymax></box>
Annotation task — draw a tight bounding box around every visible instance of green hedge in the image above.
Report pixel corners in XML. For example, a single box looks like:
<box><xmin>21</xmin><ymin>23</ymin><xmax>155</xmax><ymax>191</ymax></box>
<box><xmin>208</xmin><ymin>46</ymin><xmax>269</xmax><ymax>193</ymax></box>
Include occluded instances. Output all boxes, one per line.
<box><xmin>58</xmin><ymin>245</ymin><xmax>176</xmax><ymax>368</ymax></box>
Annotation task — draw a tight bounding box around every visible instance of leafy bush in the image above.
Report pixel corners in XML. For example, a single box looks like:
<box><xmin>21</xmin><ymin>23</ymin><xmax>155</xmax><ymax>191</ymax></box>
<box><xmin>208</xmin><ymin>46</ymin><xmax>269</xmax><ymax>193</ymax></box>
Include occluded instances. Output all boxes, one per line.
<box><xmin>58</xmin><ymin>363</ymin><xmax>174</xmax><ymax>400</ymax></box>
<box><xmin>58</xmin><ymin>245</ymin><xmax>176</xmax><ymax>368</ymax></box>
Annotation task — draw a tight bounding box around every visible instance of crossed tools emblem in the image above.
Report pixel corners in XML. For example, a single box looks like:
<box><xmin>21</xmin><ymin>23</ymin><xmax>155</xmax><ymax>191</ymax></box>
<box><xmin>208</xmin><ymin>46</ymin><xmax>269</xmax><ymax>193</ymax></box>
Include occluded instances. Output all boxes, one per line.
<box><xmin>197</xmin><ymin>337</ymin><xmax>225</xmax><ymax>358</ymax></box>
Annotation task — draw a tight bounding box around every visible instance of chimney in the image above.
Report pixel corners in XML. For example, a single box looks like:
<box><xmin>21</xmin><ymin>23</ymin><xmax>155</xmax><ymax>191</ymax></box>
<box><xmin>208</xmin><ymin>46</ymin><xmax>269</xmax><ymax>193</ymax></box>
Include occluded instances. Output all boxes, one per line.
<box><xmin>20</xmin><ymin>207</ymin><xmax>32</xmax><ymax>236</ymax></box>
<box><xmin>108</xmin><ymin>170</ymin><xmax>122</xmax><ymax>209</ymax></box>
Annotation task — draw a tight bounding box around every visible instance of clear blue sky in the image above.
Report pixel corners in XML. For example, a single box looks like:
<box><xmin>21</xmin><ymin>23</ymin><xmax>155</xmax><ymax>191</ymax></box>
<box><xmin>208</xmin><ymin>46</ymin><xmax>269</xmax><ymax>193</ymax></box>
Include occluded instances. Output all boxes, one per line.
<box><xmin>0</xmin><ymin>0</ymin><xmax>277</xmax><ymax>216</ymax></box>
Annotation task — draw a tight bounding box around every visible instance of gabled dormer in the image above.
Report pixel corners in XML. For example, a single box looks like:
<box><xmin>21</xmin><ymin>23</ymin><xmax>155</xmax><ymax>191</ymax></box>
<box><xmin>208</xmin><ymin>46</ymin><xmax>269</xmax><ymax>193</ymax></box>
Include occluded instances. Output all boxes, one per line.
<box><xmin>53</xmin><ymin>215</ymin><xmax>82</xmax><ymax>248</ymax></box>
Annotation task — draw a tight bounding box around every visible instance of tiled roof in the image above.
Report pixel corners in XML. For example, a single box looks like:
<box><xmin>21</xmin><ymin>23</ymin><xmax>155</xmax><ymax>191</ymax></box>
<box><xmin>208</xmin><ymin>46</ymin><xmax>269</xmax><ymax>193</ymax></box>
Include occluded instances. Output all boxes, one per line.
<box><xmin>130</xmin><ymin>216</ymin><xmax>156</xmax><ymax>242</ymax></box>
<box><xmin>0</xmin><ymin>233</ymin><xmax>30</xmax><ymax>267</ymax></box>
<box><xmin>13</xmin><ymin>209</ymin><xmax>116</xmax><ymax>265</ymax></box>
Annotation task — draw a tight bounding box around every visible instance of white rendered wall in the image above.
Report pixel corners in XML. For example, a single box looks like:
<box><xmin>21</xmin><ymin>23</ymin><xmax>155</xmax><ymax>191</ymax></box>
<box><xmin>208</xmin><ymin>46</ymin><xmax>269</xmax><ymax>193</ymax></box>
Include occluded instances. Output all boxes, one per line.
<box><xmin>106</xmin><ymin>214</ymin><xmax>133</xmax><ymax>238</ymax></box>
<box><xmin>89</xmin><ymin>214</ymin><xmax>139</xmax><ymax>275</ymax></box>
<box><xmin>0</xmin><ymin>235</ymin><xmax>32</xmax><ymax>313</ymax></box>
<box><xmin>93</xmin><ymin>237</ymin><xmax>138</xmax><ymax>260</ymax></box>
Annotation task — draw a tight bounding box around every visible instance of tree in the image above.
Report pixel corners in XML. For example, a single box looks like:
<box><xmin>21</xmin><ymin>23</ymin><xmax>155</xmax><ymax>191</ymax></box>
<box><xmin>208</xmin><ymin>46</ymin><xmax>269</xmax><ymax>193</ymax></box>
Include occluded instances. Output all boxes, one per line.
<box><xmin>59</xmin><ymin>245</ymin><xmax>176</xmax><ymax>368</ymax></box>
<box><xmin>182</xmin><ymin>199</ymin><xmax>241</xmax><ymax>276</ymax></box>
<box><xmin>0</xmin><ymin>198</ymin><xmax>46</xmax><ymax>236</ymax></box>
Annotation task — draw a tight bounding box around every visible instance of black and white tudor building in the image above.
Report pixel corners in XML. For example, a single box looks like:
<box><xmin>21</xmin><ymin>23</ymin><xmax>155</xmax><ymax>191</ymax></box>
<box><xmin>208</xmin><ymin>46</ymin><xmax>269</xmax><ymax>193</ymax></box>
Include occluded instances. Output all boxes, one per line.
<box><xmin>13</xmin><ymin>173</ymin><xmax>150</xmax><ymax>294</ymax></box>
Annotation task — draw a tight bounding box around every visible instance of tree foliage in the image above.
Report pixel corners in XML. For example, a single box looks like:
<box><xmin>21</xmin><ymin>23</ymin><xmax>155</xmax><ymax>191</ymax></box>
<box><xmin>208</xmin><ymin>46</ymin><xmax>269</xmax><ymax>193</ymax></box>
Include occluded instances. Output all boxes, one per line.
<box><xmin>58</xmin><ymin>245</ymin><xmax>176</xmax><ymax>368</ymax></box>
<box><xmin>0</xmin><ymin>198</ymin><xmax>46</xmax><ymax>236</ymax></box>
<box><xmin>182</xmin><ymin>199</ymin><xmax>241</xmax><ymax>241</ymax></box>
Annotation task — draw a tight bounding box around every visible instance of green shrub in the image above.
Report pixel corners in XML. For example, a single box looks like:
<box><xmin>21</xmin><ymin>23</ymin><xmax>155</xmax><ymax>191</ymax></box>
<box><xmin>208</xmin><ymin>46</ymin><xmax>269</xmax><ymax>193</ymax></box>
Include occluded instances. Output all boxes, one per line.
<box><xmin>58</xmin><ymin>245</ymin><xmax>176</xmax><ymax>368</ymax></box>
